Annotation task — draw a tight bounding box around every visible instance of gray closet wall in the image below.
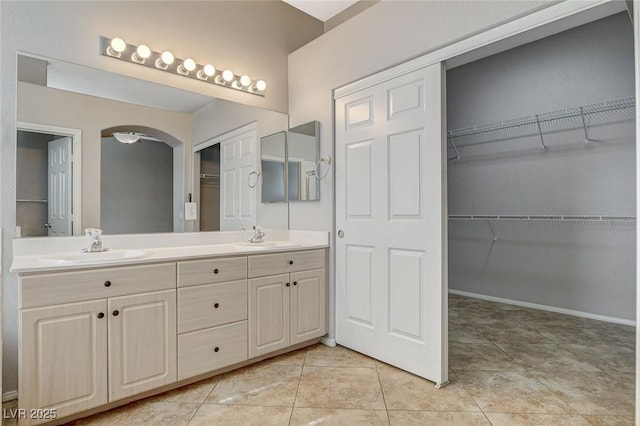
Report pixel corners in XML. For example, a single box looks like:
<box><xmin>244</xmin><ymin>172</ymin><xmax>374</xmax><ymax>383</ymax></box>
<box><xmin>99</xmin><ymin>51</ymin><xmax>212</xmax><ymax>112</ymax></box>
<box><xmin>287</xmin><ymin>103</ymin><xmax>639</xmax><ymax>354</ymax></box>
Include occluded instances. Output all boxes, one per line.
<box><xmin>447</xmin><ymin>12</ymin><xmax>636</xmax><ymax>321</ymax></box>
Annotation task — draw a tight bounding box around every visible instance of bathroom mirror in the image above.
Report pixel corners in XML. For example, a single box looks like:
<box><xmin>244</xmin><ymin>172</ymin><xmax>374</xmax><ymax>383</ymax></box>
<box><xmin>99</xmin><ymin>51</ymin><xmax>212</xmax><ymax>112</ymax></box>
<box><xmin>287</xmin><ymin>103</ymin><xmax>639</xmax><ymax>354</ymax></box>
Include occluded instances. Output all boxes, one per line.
<box><xmin>287</xmin><ymin>121</ymin><xmax>320</xmax><ymax>201</ymax></box>
<box><xmin>15</xmin><ymin>54</ymin><xmax>289</xmax><ymax>237</ymax></box>
<box><xmin>260</xmin><ymin>131</ymin><xmax>288</xmax><ymax>203</ymax></box>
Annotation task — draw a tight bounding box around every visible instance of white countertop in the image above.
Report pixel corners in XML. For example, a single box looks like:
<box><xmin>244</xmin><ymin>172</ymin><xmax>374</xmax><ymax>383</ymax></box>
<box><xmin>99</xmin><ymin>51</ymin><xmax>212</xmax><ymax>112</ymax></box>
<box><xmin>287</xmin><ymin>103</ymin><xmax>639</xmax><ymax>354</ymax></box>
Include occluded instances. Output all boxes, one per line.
<box><xmin>11</xmin><ymin>230</ymin><xmax>329</xmax><ymax>274</ymax></box>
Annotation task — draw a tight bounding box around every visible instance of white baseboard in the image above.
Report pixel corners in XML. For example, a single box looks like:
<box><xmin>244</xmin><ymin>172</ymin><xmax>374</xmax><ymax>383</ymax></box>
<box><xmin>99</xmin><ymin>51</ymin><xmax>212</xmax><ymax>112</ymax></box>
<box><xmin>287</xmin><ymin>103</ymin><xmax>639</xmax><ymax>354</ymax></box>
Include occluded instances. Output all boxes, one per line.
<box><xmin>3</xmin><ymin>390</ymin><xmax>18</xmax><ymax>402</ymax></box>
<box><xmin>449</xmin><ymin>289</ymin><xmax>636</xmax><ymax>326</ymax></box>
<box><xmin>320</xmin><ymin>337</ymin><xmax>336</xmax><ymax>347</ymax></box>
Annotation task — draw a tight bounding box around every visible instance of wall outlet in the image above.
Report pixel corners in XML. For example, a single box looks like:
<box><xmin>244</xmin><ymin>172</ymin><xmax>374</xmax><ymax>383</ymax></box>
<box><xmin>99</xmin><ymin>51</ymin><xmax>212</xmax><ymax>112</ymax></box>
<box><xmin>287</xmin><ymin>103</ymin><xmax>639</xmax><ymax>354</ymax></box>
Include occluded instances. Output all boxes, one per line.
<box><xmin>185</xmin><ymin>202</ymin><xmax>197</xmax><ymax>220</ymax></box>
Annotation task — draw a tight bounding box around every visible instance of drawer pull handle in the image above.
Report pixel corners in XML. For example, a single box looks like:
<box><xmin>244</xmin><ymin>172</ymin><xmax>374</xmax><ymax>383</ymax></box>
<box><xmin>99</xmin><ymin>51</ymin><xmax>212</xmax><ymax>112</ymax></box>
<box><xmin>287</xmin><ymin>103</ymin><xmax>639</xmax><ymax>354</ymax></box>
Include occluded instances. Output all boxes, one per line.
<box><xmin>104</xmin><ymin>280</ymin><xmax>112</xmax><ymax>287</ymax></box>
<box><xmin>97</xmin><ymin>312</ymin><xmax>104</xmax><ymax>319</ymax></box>
<box><xmin>113</xmin><ymin>310</ymin><xmax>119</xmax><ymax>317</ymax></box>
<box><xmin>286</xmin><ymin>282</ymin><xmax>290</xmax><ymax>287</ymax></box>
<box><xmin>289</xmin><ymin>260</ymin><xmax>294</xmax><ymax>265</ymax></box>
<box><xmin>213</xmin><ymin>268</ymin><xmax>219</xmax><ymax>274</ymax></box>
<box><xmin>293</xmin><ymin>281</ymin><xmax>298</xmax><ymax>286</ymax></box>
<box><xmin>214</xmin><ymin>303</ymin><xmax>220</xmax><ymax>309</ymax></box>
<box><xmin>214</xmin><ymin>346</ymin><xmax>220</xmax><ymax>353</ymax></box>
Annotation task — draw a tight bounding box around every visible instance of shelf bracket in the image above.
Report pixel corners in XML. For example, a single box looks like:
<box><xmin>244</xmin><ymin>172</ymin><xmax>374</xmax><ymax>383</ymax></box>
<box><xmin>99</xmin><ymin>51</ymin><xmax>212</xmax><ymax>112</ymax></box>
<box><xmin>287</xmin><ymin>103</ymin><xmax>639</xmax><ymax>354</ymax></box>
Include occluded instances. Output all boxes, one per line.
<box><xmin>535</xmin><ymin>115</ymin><xmax>547</xmax><ymax>150</ymax></box>
<box><xmin>580</xmin><ymin>107</ymin><xmax>591</xmax><ymax>143</ymax></box>
<box><xmin>486</xmin><ymin>219</ymin><xmax>498</xmax><ymax>241</ymax></box>
<box><xmin>447</xmin><ymin>136</ymin><xmax>461</xmax><ymax>161</ymax></box>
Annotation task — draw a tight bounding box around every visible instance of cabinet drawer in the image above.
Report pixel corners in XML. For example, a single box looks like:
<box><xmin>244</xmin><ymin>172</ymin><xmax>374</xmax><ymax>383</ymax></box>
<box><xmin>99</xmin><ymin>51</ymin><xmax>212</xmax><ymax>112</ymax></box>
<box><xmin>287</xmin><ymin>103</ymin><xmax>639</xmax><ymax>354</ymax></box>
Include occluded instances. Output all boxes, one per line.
<box><xmin>178</xmin><ymin>257</ymin><xmax>247</xmax><ymax>287</ymax></box>
<box><xmin>178</xmin><ymin>280</ymin><xmax>248</xmax><ymax>334</ymax></box>
<box><xmin>178</xmin><ymin>321</ymin><xmax>248</xmax><ymax>380</ymax></box>
<box><xmin>248</xmin><ymin>249</ymin><xmax>325</xmax><ymax>278</ymax></box>
<box><xmin>20</xmin><ymin>263</ymin><xmax>176</xmax><ymax>309</ymax></box>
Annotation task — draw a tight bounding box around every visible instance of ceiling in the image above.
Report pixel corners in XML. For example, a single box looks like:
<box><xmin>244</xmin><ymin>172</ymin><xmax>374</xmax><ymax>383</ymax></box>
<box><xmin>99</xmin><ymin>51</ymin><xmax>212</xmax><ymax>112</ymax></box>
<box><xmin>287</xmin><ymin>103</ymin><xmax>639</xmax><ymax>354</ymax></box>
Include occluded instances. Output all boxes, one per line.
<box><xmin>283</xmin><ymin>0</ymin><xmax>359</xmax><ymax>22</ymax></box>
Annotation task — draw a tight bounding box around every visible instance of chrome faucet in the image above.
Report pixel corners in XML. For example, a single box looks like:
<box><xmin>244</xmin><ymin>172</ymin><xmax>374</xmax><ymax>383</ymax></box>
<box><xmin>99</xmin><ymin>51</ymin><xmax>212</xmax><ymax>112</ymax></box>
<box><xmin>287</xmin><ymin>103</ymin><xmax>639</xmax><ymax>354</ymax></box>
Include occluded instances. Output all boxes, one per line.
<box><xmin>82</xmin><ymin>228</ymin><xmax>109</xmax><ymax>252</ymax></box>
<box><xmin>248</xmin><ymin>225</ymin><xmax>265</xmax><ymax>243</ymax></box>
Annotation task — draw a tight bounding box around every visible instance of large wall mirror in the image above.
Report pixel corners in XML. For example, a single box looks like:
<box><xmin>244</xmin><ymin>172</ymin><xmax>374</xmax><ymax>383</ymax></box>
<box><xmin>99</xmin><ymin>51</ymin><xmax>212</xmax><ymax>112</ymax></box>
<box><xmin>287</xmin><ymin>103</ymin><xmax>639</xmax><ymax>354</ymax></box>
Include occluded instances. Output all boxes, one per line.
<box><xmin>259</xmin><ymin>121</ymin><xmax>320</xmax><ymax>204</ymax></box>
<box><xmin>15</xmin><ymin>54</ymin><xmax>289</xmax><ymax>237</ymax></box>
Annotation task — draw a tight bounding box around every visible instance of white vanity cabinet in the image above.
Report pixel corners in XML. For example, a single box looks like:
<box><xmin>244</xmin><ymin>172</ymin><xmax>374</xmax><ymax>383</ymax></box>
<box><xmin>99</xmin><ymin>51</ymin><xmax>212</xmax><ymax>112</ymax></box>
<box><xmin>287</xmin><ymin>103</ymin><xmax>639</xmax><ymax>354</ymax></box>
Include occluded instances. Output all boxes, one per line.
<box><xmin>176</xmin><ymin>256</ymin><xmax>249</xmax><ymax>380</ymax></box>
<box><xmin>15</xmin><ymin>243</ymin><xmax>328</xmax><ymax>425</ymax></box>
<box><xmin>248</xmin><ymin>249</ymin><xmax>327</xmax><ymax>358</ymax></box>
<box><xmin>19</xmin><ymin>263</ymin><xmax>177</xmax><ymax>425</ymax></box>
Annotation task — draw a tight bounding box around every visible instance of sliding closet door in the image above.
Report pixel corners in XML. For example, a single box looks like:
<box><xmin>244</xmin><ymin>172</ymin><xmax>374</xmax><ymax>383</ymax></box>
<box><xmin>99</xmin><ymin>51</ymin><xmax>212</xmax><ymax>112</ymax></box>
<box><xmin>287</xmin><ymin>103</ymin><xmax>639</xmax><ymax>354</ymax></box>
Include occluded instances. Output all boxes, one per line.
<box><xmin>335</xmin><ymin>63</ymin><xmax>447</xmax><ymax>385</ymax></box>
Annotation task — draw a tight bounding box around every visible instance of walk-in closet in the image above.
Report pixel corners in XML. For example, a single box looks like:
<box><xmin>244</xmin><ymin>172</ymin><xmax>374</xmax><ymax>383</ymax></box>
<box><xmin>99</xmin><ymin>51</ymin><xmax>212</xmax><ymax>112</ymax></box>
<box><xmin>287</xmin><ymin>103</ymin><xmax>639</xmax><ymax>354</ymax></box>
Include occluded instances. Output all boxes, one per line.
<box><xmin>446</xmin><ymin>11</ymin><xmax>635</xmax><ymax>417</ymax></box>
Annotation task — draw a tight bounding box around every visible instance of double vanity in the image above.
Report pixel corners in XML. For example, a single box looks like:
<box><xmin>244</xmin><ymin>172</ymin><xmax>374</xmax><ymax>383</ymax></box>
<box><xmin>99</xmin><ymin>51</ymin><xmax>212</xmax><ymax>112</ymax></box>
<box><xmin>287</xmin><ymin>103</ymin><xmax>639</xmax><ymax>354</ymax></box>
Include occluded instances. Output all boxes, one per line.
<box><xmin>11</xmin><ymin>230</ymin><xmax>328</xmax><ymax>425</ymax></box>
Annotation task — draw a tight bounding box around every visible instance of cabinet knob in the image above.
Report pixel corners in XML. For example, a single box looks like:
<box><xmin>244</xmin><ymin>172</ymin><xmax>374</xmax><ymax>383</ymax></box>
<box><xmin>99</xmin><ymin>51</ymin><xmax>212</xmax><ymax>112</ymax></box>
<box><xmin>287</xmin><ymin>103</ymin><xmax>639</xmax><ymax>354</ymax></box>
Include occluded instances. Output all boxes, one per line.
<box><xmin>104</xmin><ymin>280</ymin><xmax>112</xmax><ymax>287</ymax></box>
<box><xmin>214</xmin><ymin>346</ymin><xmax>220</xmax><ymax>353</ymax></box>
<box><xmin>214</xmin><ymin>303</ymin><xmax>220</xmax><ymax>309</ymax></box>
<box><xmin>213</xmin><ymin>268</ymin><xmax>219</xmax><ymax>274</ymax></box>
<box><xmin>293</xmin><ymin>281</ymin><xmax>298</xmax><ymax>286</ymax></box>
<box><xmin>97</xmin><ymin>312</ymin><xmax>104</xmax><ymax>319</ymax></box>
<box><xmin>289</xmin><ymin>260</ymin><xmax>294</xmax><ymax>265</ymax></box>
<box><xmin>286</xmin><ymin>282</ymin><xmax>290</xmax><ymax>287</ymax></box>
<box><xmin>113</xmin><ymin>310</ymin><xmax>119</xmax><ymax>316</ymax></box>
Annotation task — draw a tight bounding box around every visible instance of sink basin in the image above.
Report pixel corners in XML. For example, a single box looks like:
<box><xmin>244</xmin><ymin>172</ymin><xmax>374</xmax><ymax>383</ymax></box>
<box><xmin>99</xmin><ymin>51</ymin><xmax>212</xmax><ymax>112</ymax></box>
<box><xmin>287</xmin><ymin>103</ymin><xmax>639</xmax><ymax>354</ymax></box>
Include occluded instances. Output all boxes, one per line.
<box><xmin>234</xmin><ymin>241</ymin><xmax>302</xmax><ymax>250</ymax></box>
<box><xmin>39</xmin><ymin>249</ymin><xmax>148</xmax><ymax>265</ymax></box>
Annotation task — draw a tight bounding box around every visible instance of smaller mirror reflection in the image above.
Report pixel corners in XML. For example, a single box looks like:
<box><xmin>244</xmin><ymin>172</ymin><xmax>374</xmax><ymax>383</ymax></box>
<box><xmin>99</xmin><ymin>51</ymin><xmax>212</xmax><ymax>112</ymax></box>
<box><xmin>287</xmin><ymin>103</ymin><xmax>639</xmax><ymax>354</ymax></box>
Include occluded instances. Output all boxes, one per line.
<box><xmin>261</xmin><ymin>131</ymin><xmax>287</xmax><ymax>203</ymax></box>
<box><xmin>288</xmin><ymin>121</ymin><xmax>320</xmax><ymax>201</ymax></box>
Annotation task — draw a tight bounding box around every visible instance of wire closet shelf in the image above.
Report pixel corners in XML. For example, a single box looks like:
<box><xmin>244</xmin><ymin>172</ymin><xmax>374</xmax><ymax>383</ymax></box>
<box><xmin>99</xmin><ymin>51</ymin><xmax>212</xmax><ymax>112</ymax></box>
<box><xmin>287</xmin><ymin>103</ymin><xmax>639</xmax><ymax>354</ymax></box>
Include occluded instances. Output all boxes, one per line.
<box><xmin>448</xmin><ymin>215</ymin><xmax>636</xmax><ymax>222</ymax></box>
<box><xmin>447</xmin><ymin>96</ymin><xmax>635</xmax><ymax>139</ymax></box>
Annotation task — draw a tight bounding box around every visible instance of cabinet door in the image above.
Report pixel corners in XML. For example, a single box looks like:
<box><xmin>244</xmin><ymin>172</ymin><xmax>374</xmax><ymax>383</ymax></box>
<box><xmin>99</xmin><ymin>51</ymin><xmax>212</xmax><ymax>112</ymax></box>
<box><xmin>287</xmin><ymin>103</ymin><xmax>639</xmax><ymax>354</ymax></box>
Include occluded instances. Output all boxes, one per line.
<box><xmin>20</xmin><ymin>300</ymin><xmax>108</xmax><ymax>424</ymax></box>
<box><xmin>108</xmin><ymin>290</ymin><xmax>177</xmax><ymax>402</ymax></box>
<box><xmin>290</xmin><ymin>269</ymin><xmax>327</xmax><ymax>345</ymax></box>
<box><xmin>248</xmin><ymin>274</ymin><xmax>290</xmax><ymax>358</ymax></box>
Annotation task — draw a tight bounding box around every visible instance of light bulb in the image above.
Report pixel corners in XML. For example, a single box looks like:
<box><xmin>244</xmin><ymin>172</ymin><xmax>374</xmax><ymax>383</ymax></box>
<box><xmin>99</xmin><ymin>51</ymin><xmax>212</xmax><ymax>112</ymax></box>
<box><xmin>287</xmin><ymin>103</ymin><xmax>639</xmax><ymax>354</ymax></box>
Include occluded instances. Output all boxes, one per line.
<box><xmin>239</xmin><ymin>75</ymin><xmax>251</xmax><ymax>87</ymax></box>
<box><xmin>177</xmin><ymin>58</ymin><xmax>196</xmax><ymax>75</ymax></box>
<box><xmin>198</xmin><ymin>64</ymin><xmax>216</xmax><ymax>80</ymax></box>
<box><xmin>107</xmin><ymin>37</ymin><xmax>127</xmax><ymax>56</ymax></box>
<box><xmin>256</xmin><ymin>80</ymin><xmax>267</xmax><ymax>91</ymax></box>
<box><xmin>132</xmin><ymin>44</ymin><xmax>151</xmax><ymax>63</ymax></box>
<box><xmin>160</xmin><ymin>51</ymin><xmax>174</xmax><ymax>65</ymax></box>
<box><xmin>156</xmin><ymin>51</ymin><xmax>175</xmax><ymax>69</ymax></box>
<box><xmin>136</xmin><ymin>45</ymin><xmax>151</xmax><ymax>59</ymax></box>
<box><xmin>203</xmin><ymin>64</ymin><xmax>216</xmax><ymax>77</ymax></box>
<box><xmin>222</xmin><ymin>69</ymin><xmax>234</xmax><ymax>82</ymax></box>
<box><xmin>183</xmin><ymin>58</ymin><xmax>196</xmax><ymax>71</ymax></box>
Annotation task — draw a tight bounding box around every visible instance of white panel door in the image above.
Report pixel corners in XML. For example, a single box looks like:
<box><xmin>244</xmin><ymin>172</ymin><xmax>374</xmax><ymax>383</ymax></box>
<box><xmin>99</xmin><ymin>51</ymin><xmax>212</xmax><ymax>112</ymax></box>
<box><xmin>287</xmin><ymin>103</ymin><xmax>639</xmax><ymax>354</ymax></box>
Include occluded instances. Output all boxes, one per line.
<box><xmin>335</xmin><ymin>63</ymin><xmax>447</xmax><ymax>385</ymax></box>
<box><xmin>47</xmin><ymin>136</ymin><xmax>73</xmax><ymax>236</ymax></box>
<box><xmin>220</xmin><ymin>128</ymin><xmax>258</xmax><ymax>231</ymax></box>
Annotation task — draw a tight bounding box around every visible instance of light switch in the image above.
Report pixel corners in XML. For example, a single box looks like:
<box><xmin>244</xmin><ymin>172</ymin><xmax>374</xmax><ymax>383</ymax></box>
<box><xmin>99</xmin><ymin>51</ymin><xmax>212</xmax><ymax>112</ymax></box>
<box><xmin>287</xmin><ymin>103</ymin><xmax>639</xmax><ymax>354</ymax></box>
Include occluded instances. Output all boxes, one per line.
<box><xmin>185</xmin><ymin>202</ymin><xmax>197</xmax><ymax>220</ymax></box>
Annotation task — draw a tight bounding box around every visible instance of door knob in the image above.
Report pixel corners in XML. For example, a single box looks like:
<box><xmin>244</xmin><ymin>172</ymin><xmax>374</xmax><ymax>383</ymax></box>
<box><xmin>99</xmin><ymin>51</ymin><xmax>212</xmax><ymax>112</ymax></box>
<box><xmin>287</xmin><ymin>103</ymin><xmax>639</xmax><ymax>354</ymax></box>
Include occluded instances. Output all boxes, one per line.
<box><xmin>112</xmin><ymin>310</ymin><xmax>119</xmax><ymax>316</ymax></box>
<box><xmin>44</xmin><ymin>223</ymin><xmax>52</xmax><ymax>229</ymax></box>
<box><xmin>338</xmin><ymin>230</ymin><xmax>344</xmax><ymax>238</ymax></box>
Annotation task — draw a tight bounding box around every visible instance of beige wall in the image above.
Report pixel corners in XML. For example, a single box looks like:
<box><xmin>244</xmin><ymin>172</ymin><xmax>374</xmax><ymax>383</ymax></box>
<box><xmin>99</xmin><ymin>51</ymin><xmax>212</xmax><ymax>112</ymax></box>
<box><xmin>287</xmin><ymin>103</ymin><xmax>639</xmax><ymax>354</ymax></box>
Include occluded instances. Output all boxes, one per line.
<box><xmin>18</xmin><ymin>82</ymin><xmax>192</xmax><ymax>229</ymax></box>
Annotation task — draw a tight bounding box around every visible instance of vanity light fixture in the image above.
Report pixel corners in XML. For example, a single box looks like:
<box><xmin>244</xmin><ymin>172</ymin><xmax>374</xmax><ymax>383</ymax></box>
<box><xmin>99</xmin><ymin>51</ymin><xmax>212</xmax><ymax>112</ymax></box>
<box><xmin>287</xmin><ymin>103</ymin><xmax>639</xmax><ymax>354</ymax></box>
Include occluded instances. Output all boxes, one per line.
<box><xmin>100</xmin><ymin>36</ymin><xmax>266</xmax><ymax>97</ymax></box>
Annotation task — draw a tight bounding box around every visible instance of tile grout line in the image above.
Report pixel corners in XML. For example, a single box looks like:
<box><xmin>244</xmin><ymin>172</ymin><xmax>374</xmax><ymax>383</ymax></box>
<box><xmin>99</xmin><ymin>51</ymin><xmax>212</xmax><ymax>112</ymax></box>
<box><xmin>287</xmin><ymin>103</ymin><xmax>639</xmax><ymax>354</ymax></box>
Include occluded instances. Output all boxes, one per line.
<box><xmin>287</xmin><ymin>349</ymin><xmax>308</xmax><ymax>425</ymax></box>
<box><xmin>185</xmin><ymin>374</ymin><xmax>225</xmax><ymax>424</ymax></box>
<box><xmin>374</xmin><ymin>361</ymin><xmax>392</xmax><ymax>425</ymax></box>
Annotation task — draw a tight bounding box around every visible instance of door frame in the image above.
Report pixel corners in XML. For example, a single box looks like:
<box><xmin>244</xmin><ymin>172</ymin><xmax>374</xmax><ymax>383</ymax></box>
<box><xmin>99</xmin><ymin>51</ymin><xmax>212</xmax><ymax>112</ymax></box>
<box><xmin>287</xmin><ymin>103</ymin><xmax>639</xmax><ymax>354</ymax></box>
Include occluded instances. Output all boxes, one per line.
<box><xmin>16</xmin><ymin>121</ymin><xmax>82</xmax><ymax>236</ymax></box>
<box><xmin>333</xmin><ymin>0</ymin><xmax>635</xmax><ymax>404</ymax></box>
<box><xmin>192</xmin><ymin>121</ymin><xmax>258</xmax><ymax>232</ymax></box>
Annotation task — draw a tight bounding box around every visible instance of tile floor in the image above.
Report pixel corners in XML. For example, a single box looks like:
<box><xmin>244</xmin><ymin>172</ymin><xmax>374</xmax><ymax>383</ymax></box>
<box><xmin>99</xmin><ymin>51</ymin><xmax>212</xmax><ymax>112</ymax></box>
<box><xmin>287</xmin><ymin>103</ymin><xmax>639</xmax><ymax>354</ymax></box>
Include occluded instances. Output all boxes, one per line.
<box><xmin>3</xmin><ymin>295</ymin><xmax>635</xmax><ymax>425</ymax></box>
